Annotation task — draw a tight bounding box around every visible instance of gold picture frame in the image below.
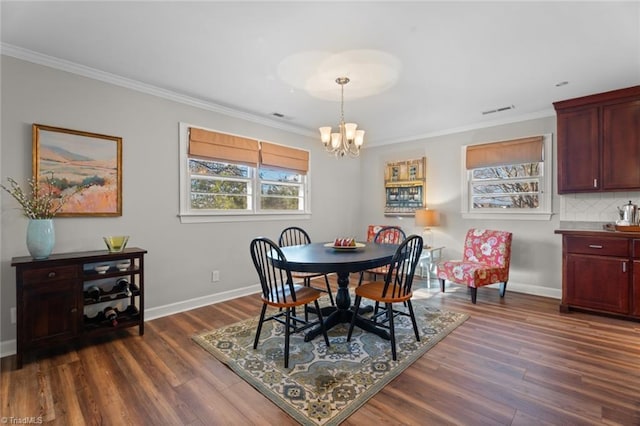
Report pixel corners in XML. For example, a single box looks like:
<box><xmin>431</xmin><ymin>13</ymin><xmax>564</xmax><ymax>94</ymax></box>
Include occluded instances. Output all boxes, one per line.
<box><xmin>32</xmin><ymin>124</ymin><xmax>122</xmax><ymax>217</ymax></box>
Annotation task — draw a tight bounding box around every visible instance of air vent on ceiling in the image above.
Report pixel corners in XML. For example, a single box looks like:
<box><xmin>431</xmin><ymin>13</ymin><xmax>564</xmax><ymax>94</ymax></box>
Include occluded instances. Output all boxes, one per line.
<box><xmin>482</xmin><ymin>105</ymin><xmax>515</xmax><ymax>115</ymax></box>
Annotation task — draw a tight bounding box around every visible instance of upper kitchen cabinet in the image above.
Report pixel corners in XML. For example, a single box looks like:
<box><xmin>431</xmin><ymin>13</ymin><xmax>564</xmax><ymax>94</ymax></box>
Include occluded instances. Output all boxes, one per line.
<box><xmin>554</xmin><ymin>86</ymin><xmax>640</xmax><ymax>194</ymax></box>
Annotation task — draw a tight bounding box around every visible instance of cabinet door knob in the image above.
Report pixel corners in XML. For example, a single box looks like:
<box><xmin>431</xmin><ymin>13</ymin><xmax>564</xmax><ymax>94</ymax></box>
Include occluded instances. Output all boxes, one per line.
<box><xmin>588</xmin><ymin>245</ymin><xmax>603</xmax><ymax>249</ymax></box>
<box><xmin>70</xmin><ymin>307</ymin><xmax>78</xmax><ymax>313</ymax></box>
<box><xmin>593</xmin><ymin>178</ymin><xmax>598</xmax><ymax>188</ymax></box>
<box><xmin>48</xmin><ymin>272</ymin><xmax>56</xmax><ymax>278</ymax></box>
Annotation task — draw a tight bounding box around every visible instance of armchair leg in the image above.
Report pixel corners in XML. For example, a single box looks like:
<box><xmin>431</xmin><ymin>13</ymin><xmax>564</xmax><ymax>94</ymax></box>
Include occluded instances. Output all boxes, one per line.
<box><xmin>470</xmin><ymin>287</ymin><xmax>477</xmax><ymax>304</ymax></box>
<box><xmin>439</xmin><ymin>279</ymin><xmax>446</xmax><ymax>293</ymax></box>
<box><xmin>499</xmin><ymin>281</ymin><xmax>508</xmax><ymax>297</ymax></box>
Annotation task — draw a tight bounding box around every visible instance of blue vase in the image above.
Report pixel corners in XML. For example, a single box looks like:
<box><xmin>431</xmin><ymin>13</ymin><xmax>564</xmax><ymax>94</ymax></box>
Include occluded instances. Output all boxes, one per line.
<box><xmin>26</xmin><ymin>219</ymin><xmax>55</xmax><ymax>259</ymax></box>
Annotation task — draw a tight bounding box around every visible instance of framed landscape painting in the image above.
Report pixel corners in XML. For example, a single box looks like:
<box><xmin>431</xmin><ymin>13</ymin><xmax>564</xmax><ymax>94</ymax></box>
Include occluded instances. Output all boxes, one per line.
<box><xmin>32</xmin><ymin>124</ymin><xmax>122</xmax><ymax>217</ymax></box>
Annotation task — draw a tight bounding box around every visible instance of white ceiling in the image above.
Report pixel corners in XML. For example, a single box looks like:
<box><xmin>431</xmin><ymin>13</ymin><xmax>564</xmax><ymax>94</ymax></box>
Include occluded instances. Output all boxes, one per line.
<box><xmin>2</xmin><ymin>1</ymin><xmax>639</xmax><ymax>146</ymax></box>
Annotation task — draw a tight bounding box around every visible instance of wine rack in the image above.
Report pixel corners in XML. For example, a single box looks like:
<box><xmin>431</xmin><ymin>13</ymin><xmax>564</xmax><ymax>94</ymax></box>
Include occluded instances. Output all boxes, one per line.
<box><xmin>83</xmin><ymin>305</ymin><xmax>141</xmax><ymax>331</ymax></box>
<box><xmin>83</xmin><ymin>282</ymin><xmax>140</xmax><ymax>305</ymax></box>
<box><xmin>11</xmin><ymin>247</ymin><xmax>147</xmax><ymax>369</ymax></box>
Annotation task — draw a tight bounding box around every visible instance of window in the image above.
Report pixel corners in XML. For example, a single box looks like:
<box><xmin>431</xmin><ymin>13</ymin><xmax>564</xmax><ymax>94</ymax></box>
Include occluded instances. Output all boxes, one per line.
<box><xmin>179</xmin><ymin>123</ymin><xmax>310</xmax><ymax>223</ymax></box>
<box><xmin>259</xmin><ymin>167</ymin><xmax>305</xmax><ymax>211</ymax></box>
<box><xmin>461</xmin><ymin>134</ymin><xmax>553</xmax><ymax>220</ymax></box>
<box><xmin>189</xmin><ymin>159</ymin><xmax>253</xmax><ymax>211</ymax></box>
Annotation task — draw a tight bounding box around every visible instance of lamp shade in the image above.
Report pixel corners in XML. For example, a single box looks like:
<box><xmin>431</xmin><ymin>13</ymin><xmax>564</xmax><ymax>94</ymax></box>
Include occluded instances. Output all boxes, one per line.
<box><xmin>415</xmin><ymin>209</ymin><xmax>438</xmax><ymax>227</ymax></box>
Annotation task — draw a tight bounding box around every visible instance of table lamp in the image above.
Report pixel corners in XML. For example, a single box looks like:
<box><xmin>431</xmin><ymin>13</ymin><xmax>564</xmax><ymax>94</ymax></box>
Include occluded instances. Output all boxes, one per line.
<box><xmin>415</xmin><ymin>209</ymin><xmax>438</xmax><ymax>248</ymax></box>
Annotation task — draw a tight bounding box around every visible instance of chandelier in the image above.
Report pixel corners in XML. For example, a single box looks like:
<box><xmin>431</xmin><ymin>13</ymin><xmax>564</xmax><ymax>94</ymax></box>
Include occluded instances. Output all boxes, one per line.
<box><xmin>319</xmin><ymin>77</ymin><xmax>365</xmax><ymax>158</ymax></box>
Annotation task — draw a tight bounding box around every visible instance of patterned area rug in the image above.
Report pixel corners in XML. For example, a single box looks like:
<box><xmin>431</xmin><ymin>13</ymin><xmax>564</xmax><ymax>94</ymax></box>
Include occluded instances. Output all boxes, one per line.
<box><xmin>192</xmin><ymin>296</ymin><xmax>468</xmax><ymax>425</ymax></box>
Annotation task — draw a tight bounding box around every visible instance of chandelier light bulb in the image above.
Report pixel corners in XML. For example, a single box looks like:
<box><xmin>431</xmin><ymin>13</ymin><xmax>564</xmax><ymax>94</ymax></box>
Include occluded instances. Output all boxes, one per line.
<box><xmin>331</xmin><ymin>133</ymin><xmax>341</xmax><ymax>149</ymax></box>
<box><xmin>319</xmin><ymin>127</ymin><xmax>332</xmax><ymax>145</ymax></box>
<box><xmin>344</xmin><ymin>123</ymin><xmax>357</xmax><ymax>141</ymax></box>
<box><xmin>354</xmin><ymin>130</ymin><xmax>365</xmax><ymax>147</ymax></box>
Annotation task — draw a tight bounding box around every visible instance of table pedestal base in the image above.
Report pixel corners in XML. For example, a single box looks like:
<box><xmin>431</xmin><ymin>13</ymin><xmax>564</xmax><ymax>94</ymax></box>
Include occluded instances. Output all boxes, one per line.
<box><xmin>304</xmin><ymin>271</ymin><xmax>390</xmax><ymax>342</ymax></box>
<box><xmin>304</xmin><ymin>307</ymin><xmax>390</xmax><ymax>342</ymax></box>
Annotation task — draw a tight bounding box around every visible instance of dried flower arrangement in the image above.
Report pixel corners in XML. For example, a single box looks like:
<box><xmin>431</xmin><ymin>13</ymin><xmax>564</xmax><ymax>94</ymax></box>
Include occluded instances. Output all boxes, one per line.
<box><xmin>1</xmin><ymin>174</ymin><xmax>71</xmax><ymax>219</ymax></box>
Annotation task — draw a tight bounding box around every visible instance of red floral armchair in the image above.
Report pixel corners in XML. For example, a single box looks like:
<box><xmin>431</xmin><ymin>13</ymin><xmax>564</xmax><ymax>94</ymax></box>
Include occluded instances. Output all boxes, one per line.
<box><xmin>437</xmin><ymin>229</ymin><xmax>513</xmax><ymax>304</ymax></box>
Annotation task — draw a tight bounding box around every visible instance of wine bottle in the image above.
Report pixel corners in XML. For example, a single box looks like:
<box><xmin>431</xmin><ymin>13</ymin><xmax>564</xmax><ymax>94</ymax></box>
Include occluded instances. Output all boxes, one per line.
<box><xmin>116</xmin><ymin>278</ymin><xmax>132</xmax><ymax>297</ymax></box>
<box><xmin>104</xmin><ymin>306</ymin><xmax>118</xmax><ymax>326</ymax></box>
<box><xmin>86</xmin><ymin>285</ymin><xmax>101</xmax><ymax>302</ymax></box>
<box><xmin>125</xmin><ymin>305</ymin><xmax>140</xmax><ymax>316</ymax></box>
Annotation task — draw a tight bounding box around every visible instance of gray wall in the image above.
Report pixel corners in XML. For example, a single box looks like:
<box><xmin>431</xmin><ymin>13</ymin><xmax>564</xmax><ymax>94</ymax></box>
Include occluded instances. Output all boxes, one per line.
<box><xmin>0</xmin><ymin>56</ymin><xmax>362</xmax><ymax>347</ymax></box>
<box><xmin>0</xmin><ymin>55</ymin><xmax>572</xmax><ymax>353</ymax></box>
<box><xmin>357</xmin><ymin>117</ymin><xmax>564</xmax><ymax>297</ymax></box>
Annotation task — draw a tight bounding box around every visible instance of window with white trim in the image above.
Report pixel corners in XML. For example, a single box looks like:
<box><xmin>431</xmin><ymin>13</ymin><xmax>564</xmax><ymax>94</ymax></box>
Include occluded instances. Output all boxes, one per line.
<box><xmin>179</xmin><ymin>123</ymin><xmax>310</xmax><ymax>222</ymax></box>
<box><xmin>461</xmin><ymin>134</ymin><xmax>553</xmax><ymax>220</ymax></box>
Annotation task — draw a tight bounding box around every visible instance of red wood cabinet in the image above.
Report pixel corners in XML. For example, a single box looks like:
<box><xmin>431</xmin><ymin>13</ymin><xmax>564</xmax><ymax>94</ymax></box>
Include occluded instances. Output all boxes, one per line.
<box><xmin>564</xmin><ymin>252</ymin><xmax>629</xmax><ymax>314</ymax></box>
<box><xmin>633</xmin><ymin>240</ymin><xmax>640</xmax><ymax>317</ymax></box>
<box><xmin>557</xmin><ymin>230</ymin><xmax>640</xmax><ymax>320</ymax></box>
<box><xmin>553</xmin><ymin>86</ymin><xmax>640</xmax><ymax>194</ymax></box>
<box><xmin>602</xmin><ymin>100</ymin><xmax>640</xmax><ymax>190</ymax></box>
<box><xmin>556</xmin><ymin>107</ymin><xmax>600</xmax><ymax>192</ymax></box>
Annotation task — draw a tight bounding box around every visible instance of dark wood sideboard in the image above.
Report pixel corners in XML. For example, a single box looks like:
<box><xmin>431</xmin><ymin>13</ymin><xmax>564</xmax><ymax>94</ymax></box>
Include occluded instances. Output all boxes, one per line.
<box><xmin>11</xmin><ymin>248</ymin><xmax>146</xmax><ymax>369</ymax></box>
<box><xmin>555</xmin><ymin>230</ymin><xmax>640</xmax><ymax>320</ymax></box>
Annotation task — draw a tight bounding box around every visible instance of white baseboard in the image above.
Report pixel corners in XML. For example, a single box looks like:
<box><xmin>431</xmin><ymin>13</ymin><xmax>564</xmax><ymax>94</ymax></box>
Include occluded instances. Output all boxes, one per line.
<box><xmin>1</xmin><ymin>280</ymin><xmax>558</xmax><ymax>358</ymax></box>
<box><xmin>438</xmin><ymin>279</ymin><xmax>561</xmax><ymax>300</ymax></box>
<box><xmin>0</xmin><ymin>284</ymin><xmax>261</xmax><ymax>358</ymax></box>
<box><xmin>144</xmin><ymin>283</ymin><xmax>261</xmax><ymax>321</ymax></box>
<box><xmin>505</xmin><ymin>282</ymin><xmax>561</xmax><ymax>300</ymax></box>
<box><xmin>1</xmin><ymin>340</ymin><xmax>16</xmax><ymax>358</ymax></box>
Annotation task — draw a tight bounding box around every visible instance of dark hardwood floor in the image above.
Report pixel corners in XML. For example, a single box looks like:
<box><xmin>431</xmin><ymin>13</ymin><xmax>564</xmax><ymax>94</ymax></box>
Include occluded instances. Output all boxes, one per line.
<box><xmin>2</xmin><ymin>277</ymin><xmax>640</xmax><ymax>425</ymax></box>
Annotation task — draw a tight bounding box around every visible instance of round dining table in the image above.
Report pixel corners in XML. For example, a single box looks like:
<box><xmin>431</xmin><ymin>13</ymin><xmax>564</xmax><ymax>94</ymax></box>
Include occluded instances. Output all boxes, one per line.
<box><xmin>275</xmin><ymin>241</ymin><xmax>399</xmax><ymax>341</ymax></box>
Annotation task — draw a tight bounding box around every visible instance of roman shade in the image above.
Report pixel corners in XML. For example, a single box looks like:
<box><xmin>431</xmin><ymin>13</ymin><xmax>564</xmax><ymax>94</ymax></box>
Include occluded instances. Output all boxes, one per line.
<box><xmin>260</xmin><ymin>141</ymin><xmax>309</xmax><ymax>174</ymax></box>
<box><xmin>189</xmin><ymin>127</ymin><xmax>259</xmax><ymax>167</ymax></box>
<box><xmin>466</xmin><ymin>136</ymin><xmax>543</xmax><ymax>169</ymax></box>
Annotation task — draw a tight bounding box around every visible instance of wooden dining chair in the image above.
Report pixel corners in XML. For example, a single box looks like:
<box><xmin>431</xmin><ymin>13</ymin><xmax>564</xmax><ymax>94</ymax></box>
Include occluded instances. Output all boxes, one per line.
<box><xmin>358</xmin><ymin>226</ymin><xmax>406</xmax><ymax>286</ymax></box>
<box><xmin>250</xmin><ymin>237</ymin><xmax>330</xmax><ymax>368</ymax></box>
<box><xmin>348</xmin><ymin>234</ymin><xmax>423</xmax><ymax>360</ymax></box>
<box><xmin>278</xmin><ymin>227</ymin><xmax>335</xmax><ymax>306</ymax></box>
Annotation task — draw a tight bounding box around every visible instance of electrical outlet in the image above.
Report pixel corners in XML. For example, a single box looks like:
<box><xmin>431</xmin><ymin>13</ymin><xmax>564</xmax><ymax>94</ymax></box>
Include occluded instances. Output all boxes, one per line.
<box><xmin>10</xmin><ymin>307</ymin><xmax>16</xmax><ymax>324</ymax></box>
<box><xmin>211</xmin><ymin>270</ymin><xmax>220</xmax><ymax>282</ymax></box>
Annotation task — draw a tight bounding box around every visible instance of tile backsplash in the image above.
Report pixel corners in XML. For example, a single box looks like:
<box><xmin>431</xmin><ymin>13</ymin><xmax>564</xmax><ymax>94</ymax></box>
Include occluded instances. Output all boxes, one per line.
<box><xmin>560</xmin><ymin>191</ymin><xmax>640</xmax><ymax>222</ymax></box>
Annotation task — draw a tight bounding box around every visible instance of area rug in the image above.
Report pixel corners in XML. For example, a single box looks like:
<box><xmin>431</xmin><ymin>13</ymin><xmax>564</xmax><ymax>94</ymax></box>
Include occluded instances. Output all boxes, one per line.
<box><xmin>192</xmin><ymin>297</ymin><xmax>468</xmax><ymax>425</ymax></box>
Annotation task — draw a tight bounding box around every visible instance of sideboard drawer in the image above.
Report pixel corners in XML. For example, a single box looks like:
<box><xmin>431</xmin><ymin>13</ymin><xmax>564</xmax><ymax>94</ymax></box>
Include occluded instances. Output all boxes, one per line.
<box><xmin>564</xmin><ymin>235</ymin><xmax>629</xmax><ymax>257</ymax></box>
<box><xmin>22</xmin><ymin>265</ymin><xmax>79</xmax><ymax>285</ymax></box>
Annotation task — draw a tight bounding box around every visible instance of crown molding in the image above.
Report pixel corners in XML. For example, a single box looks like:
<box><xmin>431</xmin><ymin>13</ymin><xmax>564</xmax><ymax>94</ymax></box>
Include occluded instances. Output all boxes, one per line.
<box><xmin>372</xmin><ymin>108</ymin><xmax>556</xmax><ymax>147</ymax></box>
<box><xmin>1</xmin><ymin>43</ymin><xmax>556</xmax><ymax>148</ymax></box>
<box><xmin>0</xmin><ymin>43</ymin><xmax>316</xmax><ymax>139</ymax></box>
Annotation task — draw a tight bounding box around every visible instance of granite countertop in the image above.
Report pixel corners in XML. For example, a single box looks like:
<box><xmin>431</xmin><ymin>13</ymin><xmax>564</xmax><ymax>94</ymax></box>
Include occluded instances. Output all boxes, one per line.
<box><xmin>558</xmin><ymin>221</ymin><xmax>610</xmax><ymax>230</ymax></box>
<box><xmin>556</xmin><ymin>221</ymin><xmax>640</xmax><ymax>237</ymax></box>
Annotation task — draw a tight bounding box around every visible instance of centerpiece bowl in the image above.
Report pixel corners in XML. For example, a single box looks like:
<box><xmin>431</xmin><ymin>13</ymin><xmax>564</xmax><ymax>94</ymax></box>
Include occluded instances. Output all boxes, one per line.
<box><xmin>103</xmin><ymin>235</ymin><xmax>129</xmax><ymax>253</ymax></box>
